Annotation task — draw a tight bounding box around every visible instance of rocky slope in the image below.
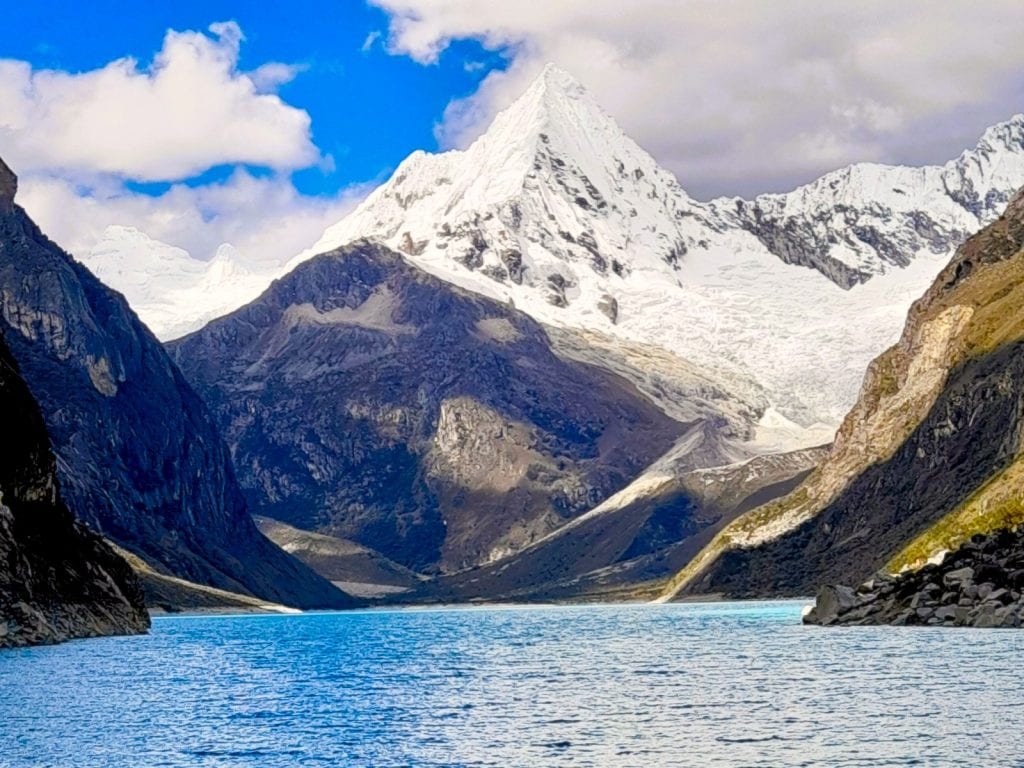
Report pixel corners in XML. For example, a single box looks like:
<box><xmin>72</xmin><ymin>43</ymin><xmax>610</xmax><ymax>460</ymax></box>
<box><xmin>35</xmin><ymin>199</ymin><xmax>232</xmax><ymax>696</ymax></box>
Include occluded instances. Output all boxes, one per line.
<box><xmin>399</xmin><ymin>444</ymin><xmax>823</xmax><ymax>606</ymax></box>
<box><xmin>91</xmin><ymin>68</ymin><xmax>1024</xmax><ymax>450</ymax></box>
<box><xmin>169</xmin><ymin>241</ymin><xmax>684</xmax><ymax>574</ymax></box>
<box><xmin>404</xmin><ymin>444</ymin><xmax>825</xmax><ymax>603</ymax></box>
<box><xmin>805</xmin><ymin>527</ymin><xmax>1024</xmax><ymax>628</ymax></box>
<box><xmin>255</xmin><ymin>518</ymin><xmax>423</xmax><ymax>599</ymax></box>
<box><xmin>662</xmin><ymin>187</ymin><xmax>1024</xmax><ymax>601</ymax></box>
<box><xmin>0</xmin><ymin>157</ymin><xmax>353</xmax><ymax>610</ymax></box>
<box><xmin>0</xmin><ymin>327</ymin><xmax>149</xmax><ymax>648</ymax></box>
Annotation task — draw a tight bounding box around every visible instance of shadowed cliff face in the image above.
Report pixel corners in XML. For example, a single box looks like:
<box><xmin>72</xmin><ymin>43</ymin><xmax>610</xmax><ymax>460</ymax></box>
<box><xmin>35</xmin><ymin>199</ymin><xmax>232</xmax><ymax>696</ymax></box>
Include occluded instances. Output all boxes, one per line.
<box><xmin>695</xmin><ymin>340</ymin><xmax>1024</xmax><ymax>597</ymax></box>
<box><xmin>169</xmin><ymin>241</ymin><xmax>683</xmax><ymax>573</ymax></box>
<box><xmin>0</xmin><ymin>158</ymin><xmax>353</xmax><ymax>610</ymax></box>
<box><xmin>0</xmin><ymin>333</ymin><xmax>149</xmax><ymax>647</ymax></box>
<box><xmin>665</xmin><ymin>187</ymin><xmax>1024</xmax><ymax>600</ymax></box>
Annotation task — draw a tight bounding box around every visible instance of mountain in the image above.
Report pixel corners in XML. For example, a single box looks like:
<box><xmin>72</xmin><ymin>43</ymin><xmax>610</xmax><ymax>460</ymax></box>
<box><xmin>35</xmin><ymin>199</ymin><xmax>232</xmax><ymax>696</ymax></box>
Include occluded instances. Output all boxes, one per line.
<box><xmin>0</xmin><ymin>157</ymin><xmax>354</xmax><ymax>610</ymax></box>
<box><xmin>168</xmin><ymin>241</ymin><xmax>684</xmax><ymax>573</ymax></box>
<box><xmin>721</xmin><ymin>115</ymin><xmax>1024</xmax><ymax>288</ymax></box>
<box><xmin>79</xmin><ymin>69</ymin><xmax>1024</xmax><ymax>447</ymax></box>
<box><xmin>402</xmin><ymin>444</ymin><xmax>826</xmax><ymax>604</ymax></box>
<box><xmin>254</xmin><ymin>517</ymin><xmax>424</xmax><ymax>599</ymax></box>
<box><xmin>0</xmin><ymin>321</ymin><xmax>149</xmax><ymax>648</ymax></box>
<box><xmin>281</xmin><ymin>66</ymin><xmax>1024</xmax><ymax>438</ymax></box>
<box><xmin>661</xmin><ymin>186</ymin><xmax>1024</xmax><ymax>600</ymax></box>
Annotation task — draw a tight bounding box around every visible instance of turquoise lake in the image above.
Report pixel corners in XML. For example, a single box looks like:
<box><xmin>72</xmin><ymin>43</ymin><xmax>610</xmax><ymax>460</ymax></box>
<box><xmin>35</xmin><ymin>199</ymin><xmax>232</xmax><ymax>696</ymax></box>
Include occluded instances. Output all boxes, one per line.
<box><xmin>2</xmin><ymin>601</ymin><xmax>1022</xmax><ymax>767</ymax></box>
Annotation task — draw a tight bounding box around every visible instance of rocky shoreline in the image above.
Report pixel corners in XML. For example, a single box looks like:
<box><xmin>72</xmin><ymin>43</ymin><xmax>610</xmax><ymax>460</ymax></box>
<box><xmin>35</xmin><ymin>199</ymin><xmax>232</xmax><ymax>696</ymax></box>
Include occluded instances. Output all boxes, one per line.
<box><xmin>804</xmin><ymin>527</ymin><xmax>1024</xmax><ymax>628</ymax></box>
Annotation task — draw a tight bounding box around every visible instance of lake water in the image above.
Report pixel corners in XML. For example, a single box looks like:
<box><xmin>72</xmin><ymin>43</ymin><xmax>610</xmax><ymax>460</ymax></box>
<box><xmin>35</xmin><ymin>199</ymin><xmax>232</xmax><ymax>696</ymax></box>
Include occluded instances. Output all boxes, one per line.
<box><xmin>2</xmin><ymin>601</ymin><xmax>1022</xmax><ymax>767</ymax></box>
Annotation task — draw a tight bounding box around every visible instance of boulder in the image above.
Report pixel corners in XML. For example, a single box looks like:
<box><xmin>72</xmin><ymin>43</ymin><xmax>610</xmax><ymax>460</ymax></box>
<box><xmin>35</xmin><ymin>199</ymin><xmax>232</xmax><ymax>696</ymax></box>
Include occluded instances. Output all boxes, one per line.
<box><xmin>806</xmin><ymin>524</ymin><xmax>1024</xmax><ymax>628</ymax></box>
<box><xmin>943</xmin><ymin>567</ymin><xmax>975</xmax><ymax>588</ymax></box>
<box><xmin>804</xmin><ymin>584</ymin><xmax>859</xmax><ymax>625</ymax></box>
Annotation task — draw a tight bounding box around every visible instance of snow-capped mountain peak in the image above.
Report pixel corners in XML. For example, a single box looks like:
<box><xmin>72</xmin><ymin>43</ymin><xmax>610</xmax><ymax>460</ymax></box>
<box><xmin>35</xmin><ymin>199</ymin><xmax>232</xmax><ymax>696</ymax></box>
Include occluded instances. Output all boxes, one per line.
<box><xmin>77</xmin><ymin>67</ymin><xmax>1024</xmax><ymax>456</ymax></box>
<box><xmin>296</xmin><ymin>67</ymin><xmax>1024</xmax><ymax>447</ymax></box>
<box><xmin>77</xmin><ymin>227</ymin><xmax>267</xmax><ymax>341</ymax></box>
<box><xmin>307</xmin><ymin>64</ymin><xmax>706</xmax><ymax>320</ymax></box>
<box><xmin>720</xmin><ymin>113</ymin><xmax>1024</xmax><ymax>287</ymax></box>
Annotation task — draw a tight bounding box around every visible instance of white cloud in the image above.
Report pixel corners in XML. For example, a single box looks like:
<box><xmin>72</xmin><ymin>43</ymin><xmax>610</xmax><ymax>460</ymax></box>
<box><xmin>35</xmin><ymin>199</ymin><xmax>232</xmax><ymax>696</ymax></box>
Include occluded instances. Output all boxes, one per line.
<box><xmin>362</xmin><ymin>30</ymin><xmax>383</xmax><ymax>53</ymax></box>
<box><xmin>371</xmin><ymin>0</ymin><xmax>1024</xmax><ymax>197</ymax></box>
<box><xmin>249</xmin><ymin>62</ymin><xmax>306</xmax><ymax>94</ymax></box>
<box><xmin>18</xmin><ymin>170</ymin><xmax>368</xmax><ymax>271</ymax></box>
<box><xmin>0</xmin><ymin>21</ymin><xmax>318</xmax><ymax>181</ymax></box>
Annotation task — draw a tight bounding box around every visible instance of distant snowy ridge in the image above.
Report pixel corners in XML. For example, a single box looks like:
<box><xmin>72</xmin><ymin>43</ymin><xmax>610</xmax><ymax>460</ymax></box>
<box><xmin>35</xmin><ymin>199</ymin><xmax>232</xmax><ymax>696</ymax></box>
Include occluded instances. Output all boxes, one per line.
<box><xmin>81</xmin><ymin>226</ymin><xmax>274</xmax><ymax>341</ymax></box>
<box><xmin>76</xmin><ymin>66</ymin><xmax>1024</xmax><ymax>453</ymax></box>
<box><xmin>723</xmin><ymin>114</ymin><xmax>1024</xmax><ymax>287</ymax></box>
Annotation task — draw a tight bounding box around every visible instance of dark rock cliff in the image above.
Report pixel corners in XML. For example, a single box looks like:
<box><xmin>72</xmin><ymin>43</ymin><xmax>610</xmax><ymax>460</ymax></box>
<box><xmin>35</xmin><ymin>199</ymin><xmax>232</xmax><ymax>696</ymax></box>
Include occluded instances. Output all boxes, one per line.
<box><xmin>0</xmin><ymin>158</ymin><xmax>352</xmax><ymax>610</ymax></box>
<box><xmin>169</xmin><ymin>241</ymin><xmax>682</xmax><ymax>573</ymax></box>
<box><xmin>1</xmin><ymin>332</ymin><xmax>149</xmax><ymax>647</ymax></box>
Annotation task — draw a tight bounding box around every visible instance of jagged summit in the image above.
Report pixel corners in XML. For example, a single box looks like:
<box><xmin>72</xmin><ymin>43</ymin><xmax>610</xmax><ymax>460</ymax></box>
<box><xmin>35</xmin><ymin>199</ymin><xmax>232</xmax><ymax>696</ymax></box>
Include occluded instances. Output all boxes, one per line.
<box><xmin>717</xmin><ymin>114</ymin><xmax>1024</xmax><ymax>288</ymax></box>
<box><xmin>974</xmin><ymin>113</ymin><xmax>1024</xmax><ymax>153</ymax></box>
<box><xmin>479</xmin><ymin>63</ymin><xmax>628</xmax><ymax>165</ymax></box>
<box><xmin>304</xmin><ymin>62</ymin><xmax>704</xmax><ymax>315</ymax></box>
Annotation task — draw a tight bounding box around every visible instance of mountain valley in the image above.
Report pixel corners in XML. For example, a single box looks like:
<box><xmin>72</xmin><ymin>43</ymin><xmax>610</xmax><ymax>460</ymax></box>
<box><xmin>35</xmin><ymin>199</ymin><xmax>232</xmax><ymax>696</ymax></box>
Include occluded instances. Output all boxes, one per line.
<box><xmin>6</xmin><ymin>64</ymin><xmax>1024</xmax><ymax>625</ymax></box>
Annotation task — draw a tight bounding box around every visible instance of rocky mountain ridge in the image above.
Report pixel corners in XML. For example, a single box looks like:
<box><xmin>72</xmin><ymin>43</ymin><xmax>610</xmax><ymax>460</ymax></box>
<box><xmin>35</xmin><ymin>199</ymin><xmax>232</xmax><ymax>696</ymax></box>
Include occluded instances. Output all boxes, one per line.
<box><xmin>0</xmin><ymin>157</ymin><xmax>354</xmax><ymax>611</ymax></box>
<box><xmin>0</xmin><ymin>329</ymin><xmax>149</xmax><ymax>648</ymax></box>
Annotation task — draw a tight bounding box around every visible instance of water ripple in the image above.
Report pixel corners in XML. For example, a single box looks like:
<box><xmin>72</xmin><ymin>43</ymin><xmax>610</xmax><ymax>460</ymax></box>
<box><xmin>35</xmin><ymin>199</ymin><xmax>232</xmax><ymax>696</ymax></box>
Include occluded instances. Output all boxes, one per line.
<box><xmin>2</xmin><ymin>601</ymin><xmax>1024</xmax><ymax>767</ymax></box>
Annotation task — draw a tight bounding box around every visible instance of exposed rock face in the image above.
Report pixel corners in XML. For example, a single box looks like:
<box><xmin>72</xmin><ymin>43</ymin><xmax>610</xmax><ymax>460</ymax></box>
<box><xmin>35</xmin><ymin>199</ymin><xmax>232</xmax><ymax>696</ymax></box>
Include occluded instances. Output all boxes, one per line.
<box><xmin>0</xmin><ymin>158</ymin><xmax>15</xmax><ymax>215</ymax></box>
<box><xmin>0</xmin><ymin>333</ymin><xmax>148</xmax><ymax>648</ymax></box>
<box><xmin>0</xmin><ymin>157</ymin><xmax>352</xmax><ymax>610</ymax></box>
<box><xmin>169</xmin><ymin>241</ymin><xmax>682</xmax><ymax>573</ymax></box>
<box><xmin>805</xmin><ymin>527</ymin><xmax>1024</xmax><ymax>627</ymax></box>
<box><xmin>679</xmin><ymin>340</ymin><xmax>1024</xmax><ymax>597</ymax></box>
<box><xmin>663</xmin><ymin>187</ymin><xmax>1024</xmax><ymax>600</ymax></box>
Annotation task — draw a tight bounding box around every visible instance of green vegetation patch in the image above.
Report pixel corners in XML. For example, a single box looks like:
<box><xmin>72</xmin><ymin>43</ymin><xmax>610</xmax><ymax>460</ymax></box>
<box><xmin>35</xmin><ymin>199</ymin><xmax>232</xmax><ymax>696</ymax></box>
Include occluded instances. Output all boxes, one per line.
<box><xmin>888</xmin><ymin>456</ymin><xmax>1024</xmax><ymax>573</ymax></box>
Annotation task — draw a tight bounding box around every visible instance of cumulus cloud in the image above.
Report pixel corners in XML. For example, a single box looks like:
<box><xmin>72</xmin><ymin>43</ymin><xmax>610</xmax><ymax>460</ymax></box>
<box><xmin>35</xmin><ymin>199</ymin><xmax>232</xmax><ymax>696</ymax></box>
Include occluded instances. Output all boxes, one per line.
<box><xmin>371</xmin><ymin>0</ymin><xmax>1024</xmax><ymax>197</ymax></box>
<box><xmin>0</xmin><ymin>21</ymin><xmax>319</xmax><ymax>181</ymax></box>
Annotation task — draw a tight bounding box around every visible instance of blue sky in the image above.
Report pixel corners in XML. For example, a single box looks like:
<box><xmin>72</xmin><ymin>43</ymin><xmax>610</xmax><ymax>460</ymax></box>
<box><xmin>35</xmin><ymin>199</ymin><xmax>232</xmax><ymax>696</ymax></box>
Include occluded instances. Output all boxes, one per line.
<box><xmin>1</xmin><ymin>0</ymin><xmax>507</xmax><ymax>196</ymax></box>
